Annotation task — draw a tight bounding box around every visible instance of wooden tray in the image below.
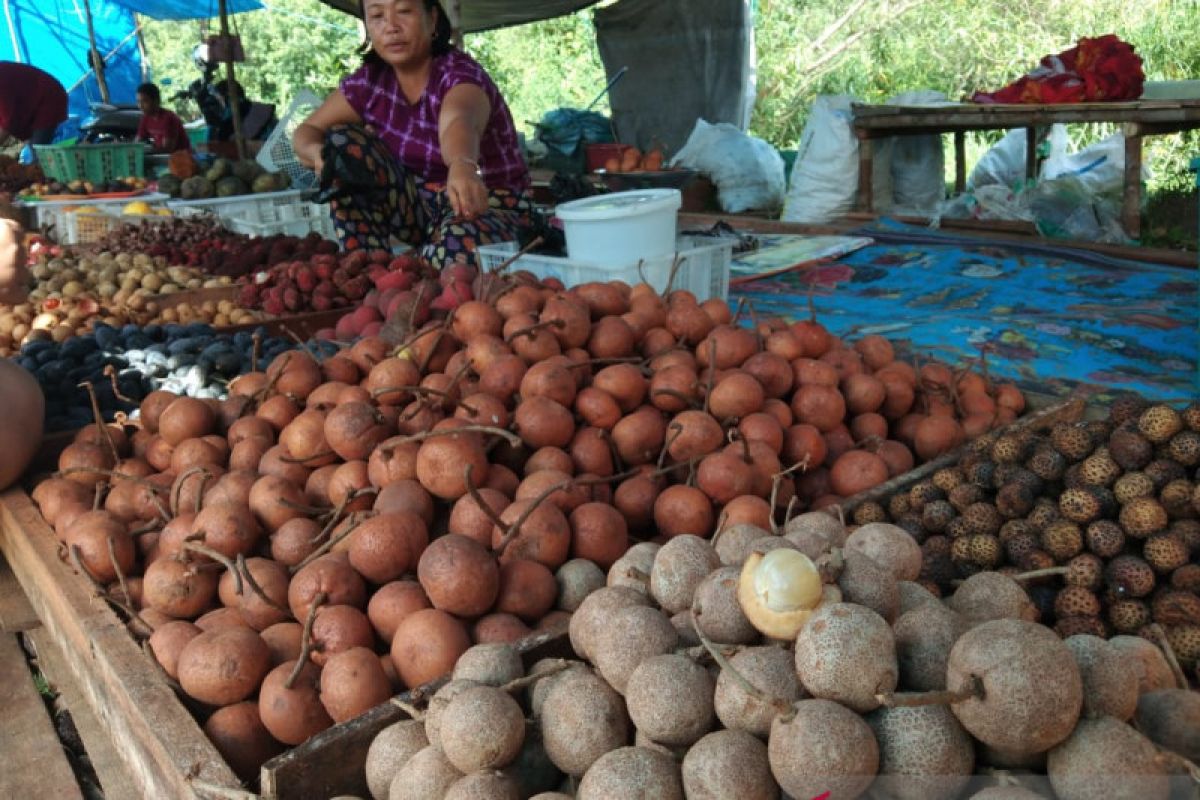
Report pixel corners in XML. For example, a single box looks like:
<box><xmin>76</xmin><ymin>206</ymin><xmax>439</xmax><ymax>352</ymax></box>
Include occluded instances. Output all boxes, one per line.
<box><xmin>0</xmin><ymin>489</ymin><xmax>242</xmax><ymax>798</ymax></box>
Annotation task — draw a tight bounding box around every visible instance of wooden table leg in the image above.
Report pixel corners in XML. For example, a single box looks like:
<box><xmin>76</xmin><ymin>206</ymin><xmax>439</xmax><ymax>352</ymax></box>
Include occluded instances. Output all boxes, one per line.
<box><xmin>1122</xmin><ymin>133</ymin><xmax>1143</xmax><ymax>240</ymax></box>
<box><xmin>954</xmin><ymin>131</ymin><xmax>966</xmax><ymax>193</ymax></box>
<box><xmin>1025</xmin><ymin>126</ymin><xmax>1038</xmax><ymax>182</ymax></box>
<box><xmin>857</xmin><ymin>135</ymin><xmax>874</xmax><ymax>213</ymax></box>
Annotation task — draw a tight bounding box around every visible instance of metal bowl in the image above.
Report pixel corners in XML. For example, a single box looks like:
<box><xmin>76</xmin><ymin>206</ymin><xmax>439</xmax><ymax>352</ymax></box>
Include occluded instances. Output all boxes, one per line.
<box><xmin>598</xmin><ymin>168</ymin><xmax>699</xmax><ymax>193</ymax></box>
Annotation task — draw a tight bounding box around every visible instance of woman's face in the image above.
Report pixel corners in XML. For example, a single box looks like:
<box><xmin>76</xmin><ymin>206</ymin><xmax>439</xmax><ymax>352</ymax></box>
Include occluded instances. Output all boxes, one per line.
<box><xmin>364</xmin><ymin>0</ymin><xmax>438</xmax><ymax>70</ymax></box>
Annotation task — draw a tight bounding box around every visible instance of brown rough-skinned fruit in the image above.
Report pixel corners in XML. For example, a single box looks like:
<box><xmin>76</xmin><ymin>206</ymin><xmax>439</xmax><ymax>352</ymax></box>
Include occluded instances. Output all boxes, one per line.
<box><xmin>1047</xmin><ymin>716</ymin><xmax>1169</xmax><ymax>800</ymax></box>
<box><xmin>1062</xmin><ymin>635</ymin><xmax>1138</xmax><ymax>721</ymax></box>
<box><xmin>865</xmin><ymin>705</ymin><xmax>975</xmax><ymax>800</ymax></box>
<box><xmin>680</xmin><ymin>729</ymin><xmax>778</xmax><ymax>800</ymax></box>
<box><xmin>576</xmin><ymin>746</ymin><xmax>683</xmax><ymax>800</ymax></box>
<box><xmin>794</xmin><ymin>603</ymin><xmax>897</xmax><ymax>713</ymax></box>
<box><xmin>946</xmin><ymin>619</ymin><xmax>1082</xmax><ymax>756</ymax></box>
<box><xmin>768</xmin><ymin>698</ymin><xmax>878</xmax><ymax>800</ymax></box>
<box><xmin>1134</xmin><ymin>689</ymin><xmax>1200</xmax><ymax>762</ymax></box>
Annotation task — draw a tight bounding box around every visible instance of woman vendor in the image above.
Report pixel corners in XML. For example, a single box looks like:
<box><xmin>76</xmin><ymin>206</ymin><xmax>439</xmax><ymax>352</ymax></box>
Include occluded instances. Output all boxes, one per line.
<box><xmin>293</xmin><ymin>0</ymin><xmax>531</xmax><ymax>268</ymax></box>
<box><xmin>0</xmin><ymin>213</ymin><xmax>44</xmax><ymax>491</ymax></box>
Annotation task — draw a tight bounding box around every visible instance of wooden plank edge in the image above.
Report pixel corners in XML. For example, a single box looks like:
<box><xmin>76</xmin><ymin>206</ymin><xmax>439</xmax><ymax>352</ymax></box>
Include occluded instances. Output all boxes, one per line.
<box><xmin>260</xmin><ymin>623</ymin><xmax>571</xmax><ymax>800</ymax></box>
<box><xmin>0</xmin><ymin>553</ymin><xmax>41</xmax><ymax>632</ymax></box>
<box><xmin>0</xmin><ymin>631</ymin><xmax>85</xmax><ymax>800</ymax></box>
<box><xmin>839</xmin><ymin>393</ymin><xmax>1089</xmax><ymax>515</ymax></box>
<box><xmin>0</xmin><ymin>488</ymin><xmax>242</xmax><ymax>798</ymax></box>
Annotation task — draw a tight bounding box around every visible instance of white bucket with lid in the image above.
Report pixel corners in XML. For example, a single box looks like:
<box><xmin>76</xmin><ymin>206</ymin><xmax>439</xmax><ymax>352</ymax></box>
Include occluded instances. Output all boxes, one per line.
<box><xmin>554</xmin><ymin>188</ymin><xmax>682</xmax><ymax>267</ymax></box>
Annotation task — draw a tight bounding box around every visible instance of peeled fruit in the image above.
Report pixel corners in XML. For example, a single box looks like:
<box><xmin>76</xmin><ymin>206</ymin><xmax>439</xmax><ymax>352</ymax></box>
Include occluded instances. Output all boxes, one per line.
<box><xmin>736</xmin><ymin>549</ymin><xmax>823</xmax><ymax>640</ymax></box>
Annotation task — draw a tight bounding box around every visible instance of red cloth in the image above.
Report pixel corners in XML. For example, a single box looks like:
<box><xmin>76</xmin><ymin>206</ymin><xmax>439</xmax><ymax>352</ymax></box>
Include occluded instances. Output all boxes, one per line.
<box><xmin>136</xmin><ymin>108</ymin><xmax>192</xmax><ymax>153</ymax></box>
<box><xmin>972</xmin><ymin>35</ymin><xmax>1145</xmax><ymax>104</ymax></box>
<box><xmin>0</xmin><ymin>62</ymin><xmax>68</xmax><ymax>140</ymax></box>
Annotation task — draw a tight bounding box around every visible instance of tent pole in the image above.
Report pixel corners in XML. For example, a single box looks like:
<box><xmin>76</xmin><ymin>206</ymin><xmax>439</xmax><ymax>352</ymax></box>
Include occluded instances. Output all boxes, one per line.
<box><xmin>218</xmin><ymin>0</ymin><xmax>246</xmax><ymax>160</ymax></box>
<box><xmin>134</xmin><ymin>14</ymin><xmax>149</xmax><ymax>83</ymax></box>
<box><xmin>3</xmin><ymin>0</ymin><xmax>23</xmax><ymax>63</ymax></box>
<box><xmin>82</xmin><ymin>0</ymin><xmax>111</xmax><ymax>104</ymax></box>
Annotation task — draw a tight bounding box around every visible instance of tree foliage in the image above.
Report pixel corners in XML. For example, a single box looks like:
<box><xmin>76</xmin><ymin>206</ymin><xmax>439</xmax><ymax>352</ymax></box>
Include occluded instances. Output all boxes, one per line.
<box><xmin>142</xmin><ymin>0</ymin><xmax>1200</xmax><ymax>188</ymax></box>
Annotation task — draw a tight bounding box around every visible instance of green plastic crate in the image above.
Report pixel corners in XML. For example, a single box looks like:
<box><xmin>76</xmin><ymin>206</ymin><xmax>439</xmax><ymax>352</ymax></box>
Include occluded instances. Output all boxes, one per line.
<box><xmin>32</xmin><ymin>142</ymin><xmax>145</xmax><ymax>184</ymax></box>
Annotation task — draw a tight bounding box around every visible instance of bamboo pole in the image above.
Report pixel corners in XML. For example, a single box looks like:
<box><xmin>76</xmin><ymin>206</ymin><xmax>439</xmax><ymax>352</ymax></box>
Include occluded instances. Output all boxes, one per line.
<box><xmin>217</xmin><ymin>0</ymin><xmax>246</xmax><ymax>160</ymax></box>
<box><xmin>82</xmin><ymin>0</ymin><xmax>111</xmax><ymax>104</ymax></box>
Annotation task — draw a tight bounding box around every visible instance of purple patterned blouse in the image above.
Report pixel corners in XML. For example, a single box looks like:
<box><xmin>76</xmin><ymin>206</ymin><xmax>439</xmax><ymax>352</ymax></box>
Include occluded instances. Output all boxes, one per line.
<box><xmin>339</xmin><ymin>50</ymin><xmax>530</xmax><ymax>194</ymax></box>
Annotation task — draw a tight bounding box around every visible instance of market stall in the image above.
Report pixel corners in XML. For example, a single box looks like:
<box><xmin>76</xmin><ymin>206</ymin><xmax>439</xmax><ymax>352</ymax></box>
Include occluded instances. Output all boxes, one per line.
<box><xmin>1</xmin><ymin>5</ymin><xmax>1198</xmax><ymax>800</ymax></box>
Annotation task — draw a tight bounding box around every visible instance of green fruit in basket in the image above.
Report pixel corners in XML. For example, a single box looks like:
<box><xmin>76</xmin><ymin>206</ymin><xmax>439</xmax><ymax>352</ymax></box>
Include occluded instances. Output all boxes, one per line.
<box><xmin>206</xmin><ymin>157</ymin><xmax>233</xmax><ymax>182</ymax></box>
<box><xmin>252</xmin><ymin>173</ymin><xmax>279</xmax><ymax>194</ymax></box>
<box><xmin>216</xmin><ymin>176</ymin><xmax>249</xmax><ymax>197</ymax></box>
<box><xmin>158</xmin><ymin>175</ymin><xmax>183</xmax><ymax>197</ymax></box>
<box><xmin>181</xmin><ymin>176</ymin><xmax>215</xmax><ymax>200</ymax></box>
<box><xmin>233</xmin><ymin>159</ymin><xmax>263</xmax><ymax>183</ymax></box>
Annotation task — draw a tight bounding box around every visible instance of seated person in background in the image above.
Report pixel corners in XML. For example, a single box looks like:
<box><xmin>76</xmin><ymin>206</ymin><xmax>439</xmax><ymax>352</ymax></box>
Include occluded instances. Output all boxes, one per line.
<box><xmin>208</xmin><ymin>80</ymin><xmax>277</xmax><ymax>157</ymax></box>
<box><xmin>0</xmin><ymin>62</ymin><xmax>69</xmax><ymax>161</ymax></box>
<box><xmin>135</xmin><ymin>82</ymin><xmax>191</xmax><ymax>153</ymax></box>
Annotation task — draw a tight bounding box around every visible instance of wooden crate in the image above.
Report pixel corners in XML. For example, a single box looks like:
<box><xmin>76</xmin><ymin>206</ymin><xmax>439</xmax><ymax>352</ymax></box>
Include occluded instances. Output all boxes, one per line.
<box><xmin>0</xmin><ymin>489</ymin><xmax>243</xmax><ymax>798</ymax></box>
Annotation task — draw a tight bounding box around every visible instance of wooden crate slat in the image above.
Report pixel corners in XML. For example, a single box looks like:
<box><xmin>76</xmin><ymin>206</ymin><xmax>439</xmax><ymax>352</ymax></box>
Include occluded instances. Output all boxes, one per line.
<box><xmin>0</xmin><ymin>488</ymin><xmax>241</xmax><ymax>798</ymax></box>
<box><xmin>260</xmin><ymin>625</ymin><xmax>572</xmax><ymax>800</ymax></box>
<box><xmin>0</xmin><ymin>631</ymin><xmax>85</xmax><ymax>800</ymax></box>
<box><xmin>0</xmin><ymin>553</ymin><xmax>41</xmax><ymax>632</ymax></box>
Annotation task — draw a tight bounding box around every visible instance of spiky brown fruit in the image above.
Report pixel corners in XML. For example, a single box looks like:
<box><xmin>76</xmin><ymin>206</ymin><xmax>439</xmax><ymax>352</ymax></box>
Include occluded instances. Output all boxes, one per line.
<box><xmin>1113</xmin><ymin>472</ymin><xmax>1155</xmax><ymax>504</ymax></box>
<box><xmin>887</xmin><ymin>493</ymin><xmax>912</xmax><ymax>519</ymax></box>
<box><xmin>1164</xmin><ymin>624</ymin><xmax>1200</xmax><ymax>668</ymax></box>
<box><xmin>921</xmin><ymin>500</ymin><xmax>956</xmax><ymax>534</ymax></box>
<box><xmin>995</xmin><ymin>483</ymin><xmax>1035</xmax><ymax>520</ymax></box>
<box><xmin>962</xmin><ymin>502</ymin><xmax>1003</xmax><ymax>536</ymax></box>
<box><xmin>1118</xmin><ymin>497</ymin><xmax>1169</xmax><ymax>539</ymax></box>
<box><xmin>1168</xmin><ymin>519</ymin><xmax>1200</xmax><ymax>553</ymax></box>
<box><xmin>1085</xmin><ymin>420</ymin><xmax>1114</xmax><ymax>442</ymax></box>
<box><xmin>1105</xmin><ymin>555</ymin><xmax>1156</xmax><ymax>599</ymax></box>
<box><xmin>1079</xmin><ymin>452</ymin><xmax>1121</xmax><ymax>487</ymax></box>
<box><xmin>1167</xmin><ymin>430</ymin><xmax>1200</xmax><ymax>467</ymax></box>
<box><xmin>1005</xmin><ymin>533</ymin><xmax>1040</xmax><ymax>564</ymax></box>
<box><xmin>1138</xmin><ymin>405</ymin><xmax>1183</xmax><ymax>444</ymax></box>
<box><xmin>1171</xmin><ymin>564</ymin><xmax>1200</xmax><ymax>594</ymax></box>
<box><xmin>1108</xmin><ymin>394</ymin><xmax>1150</xmax><ymax>426</ymax></box>
<box><xmin>931</xmin><ymin>467</ymin><xmax>965</xmax><ymax>493</ymax></box>
<box><xmin>998</xmin><ymin>519</ymin><xmax>1034</xmax><ymax>543</ymax></box>
<box><xmin>894</xmin><ymin>513</ymin><xmax>924</xmax><ymax>541</ymax></box>
<box><xmin>966</xmin><ymin>534</ymin><xmax>1003</xmax><ymax>569</ymax></box>
<box><xmin>1018</xmin><ymin>549</ymin><xmax>1057</xmax><ymax>574</ymax></box>
<box><xmin>1041</xmin><ymin>520</ymin><xmax>1084</xmax><ymax>562</ymax></box>
<box><xmin>1026</xmin><ymin>498</ymin><xmax>1060</xmax><ymax>531</ymax></box>
<box><xmin>1051</xmin><ymin>423</ymin><xmax>1094</xmax><ymax>462</ymax></box>
<box><xmin>1107</xmin><ymin>600</ymin><xmax>1151</xmax><ymax>634</ymax></box>
<box><xmin>1058</xmin><ymin>488</ymin><xmax>1101</xmax><ymax>524</ymax></box>
<box><xmin>1151</xmin><ymin>590</ymin><xmax>1200</xmax><ymax>627</ymax></box>
<box><xmin>1160</xmin><ymin>479</ymin><xmax>1194</xmax><ymax>519</ymax></box>
<box><xmin>1065</xmin><ymin>553</ymin><xmax>1104</xmax><ymax>591</ymax></box>
<box><xmin>1085</xmin><ymin>520</ymin><xmax>1125</xmax><ymax>558</ymax></box>
<box><xmin>991</xmin><ymin>434</ymin><xmax>1028</xmax><ymax>464</ymax></box>
<box><xmin>908</xmin><ymin>481</ymin><xmax>944</xmax><ymax>510</ymax></box>
<box><xmin>852</xmin><ymin>501</ymin><xmax>888</xmax><ymax>526</ymax></box>
<box><xmin>1055</xmin><ymin>615</ymin><xmax>1107</xmax><ymax>639</ymax></box>
<box><xmin>948</xmin><ymin>483</ymin><xmax>984</xmax><ymax>513</ymax></box>
<box><xmin>1027</xmin><ymin>445</ymin><xmax>1067</xmax><ymax>482</ymax></box>
<box><xmin>1062</xmin><ymin>463</ymin><xmax>1086</xmax><ymax>490</ymax></box>
<box><xmin>964</xmin><ymin>460</ymin><xmax>996</xmax><ymax>489</ymax></box>
<box><xmin>1107</xmin><ymin>426</ymin><xmax>1154</xmax><ymax>471</ymax></box>
<box><xmin>1055</xmin><ymin>586</ymin><xmax>1102</xmax><ymax>618</ymax></box>
<box><xmin>919</xmin><ymin>547</ymin><xmax>957</xmax><ymax>589</ymax></box>
<box><xmin>1181</xmin><ymin>402</ymin><xmax>1200</xmax><ymax>432</ymax></box>
<box><xmin>1142</xmin><ymin>534</ymin><xmax>1190</xmax><ymax>575</ymax></box>
<box><xmin>1144</xmin><ymin>458</ymin><xmax>1185</xmax><ymax>490</ymax></box>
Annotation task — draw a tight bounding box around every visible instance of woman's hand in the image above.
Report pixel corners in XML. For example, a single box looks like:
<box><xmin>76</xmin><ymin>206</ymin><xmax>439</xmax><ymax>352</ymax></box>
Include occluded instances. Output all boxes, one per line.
<box><xmin>446</xmin><ymin>159</ymin><xmax>489</xmax><ymax>221</ymax></box>
<box><xmin>0</xmin><ymin>219</ymin><xmax>30</xmax><ymax>306</ymax></box>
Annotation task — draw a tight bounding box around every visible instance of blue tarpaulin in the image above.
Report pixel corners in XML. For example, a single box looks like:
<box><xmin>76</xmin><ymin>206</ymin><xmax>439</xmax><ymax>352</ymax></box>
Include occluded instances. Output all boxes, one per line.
<box><xmin>2</xmin><ymin>0</ymin><xmax>262</xmax><ymax>143</ymax></box>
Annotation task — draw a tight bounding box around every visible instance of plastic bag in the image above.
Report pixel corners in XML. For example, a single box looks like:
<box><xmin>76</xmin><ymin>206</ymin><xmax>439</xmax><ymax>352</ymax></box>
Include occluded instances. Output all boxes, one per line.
<box><xmin>671</xmin><ymin>119</ymin><xmax>786</xmax><ymax>214</ymax></box>
<box><xmin>967</xmin><ymin>124</ymin><xmax>1068</xmax><ymax>190</ymax></box>
<box><xmin>931</xmin><ymin>184</ymin><xmax>1034</xmax><ymax>227</ymax></box>
<box><xmin>1040</xmin><ymin>133</ymin><xmax>1143</xmax><ymax>198</ymax></box>
<box><xmin>781</xmin><ymin>95</ymin><xmax>860</xmax><ymax>223</ymax></box>
<box><xmin>888</xmin><ymin>90</ymin><xmax>948</xmax><ymax>213</ymax></box>
<box><xmin>1028</xmin><ymin>174</ymin><xmax>1130</xmax><ymax>243</ymax></box>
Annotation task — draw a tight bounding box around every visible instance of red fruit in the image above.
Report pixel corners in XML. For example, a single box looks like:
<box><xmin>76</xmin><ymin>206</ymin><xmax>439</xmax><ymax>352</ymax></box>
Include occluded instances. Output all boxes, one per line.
<box><xmin>352</xmin><ymin>304</ymin><xmax>382</xmax><ymax>327</ymax></box>
<box><xmin>369</xmin><ymin>249</ymin><xmax>391</xmax><ymax>265</ymax></box>
<box><xmin>315</xmin><ymin>327</ymin><xmax>337</xmax><ymax>340</ymax></box>
<box><xmin>334</xmin><ymin>313</ymin><xmax>356</xmax><ymax>341</ymax></box>
<box><xmin>296</xmin><ymin>267</ymin><xmax>317</xmax><ymax>293</ymax></box>
<box><xmin>361</xmin><ymin>321</ymin><xmax>384</xmax><ymax>338</ymax></box>
<box><xmin>333</xmin><ymin>268</ymin><xmax>350</xmax><ymax>286</ymax></box>
<box><xmin>315</xmin><ymin>281</ymin><xmax>336</xmax><ymax>297</ymax></box>
<box><xmin>342</xmin><ymin>275</ymin><xmax>371</xmax><ymax>301</ymax></box>
<box><xmin>363</xmin><ymin>290</ymin><xmax>381</xmax><ymax>310</ymax></box>
<box><xmin>311</xmin><ymin>294</ymin><xmax>333</xmax><ymax>312</ymax></box>
<box><xmin>384</xmin><ymin>291</ymin><xmax>411</xmax><ymax>321</ymax></box>
<box><xmin>313</xmin><ymin>261</ymin><xmax>334</xmax><ymax>281</ymax></box>
<box><xmin>373</xmin><ymin>271</ymin><xmax>415</xmax><ymax>293</ymax></box>
<box><xmin>263</xmin><ymin>298</ymin><xmax>285</xmax><ymax>316</ymax></box>
<box><xmin>439</xmin><ymin>263</ymin><xmax>476</xmax><ymax>287</ymax></box>
<box><xmin>430</xmin><ymin>280</ymin><xmax>472</xmax><ymax>312</ymax></box>
<box><xmin>283</xmin><ymin>288</ymin><xmax>302</xmax><ymax>312</ymax></box>
<box><xmin>238</xmin><ymin>284</ymin><xmax>259</xmax><ymax>307</ymax></box>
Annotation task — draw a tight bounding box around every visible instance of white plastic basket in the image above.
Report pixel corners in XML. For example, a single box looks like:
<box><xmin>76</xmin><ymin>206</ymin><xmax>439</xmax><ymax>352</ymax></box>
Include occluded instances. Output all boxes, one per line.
<box><xmin>257</xmin><ymin>89</ymin><xmax>323</xmax><ymax>190</ymax></box>
<box><xmin>66</xmin><ymin>211</ymin><xmax>173</xmax><ymax>244</ymax></box>
<box><xmin>476</xmin><ymin>237</ymin><xmax>732</xmax><ymax>301</ymax></box>
<box><xmin>167</xmin><ymin>189</ymin><xmax>306</xmax><ymax>223</ymax></box>
<box><xmin>226</xmin><ymin>200</ymin><xmax>336</xmax><ymax>240</ymax></box>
